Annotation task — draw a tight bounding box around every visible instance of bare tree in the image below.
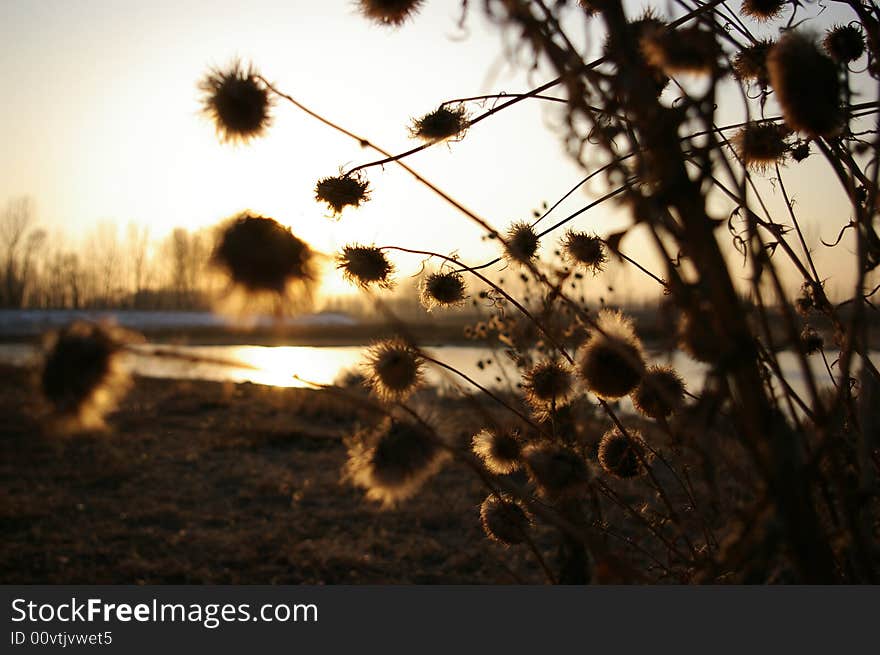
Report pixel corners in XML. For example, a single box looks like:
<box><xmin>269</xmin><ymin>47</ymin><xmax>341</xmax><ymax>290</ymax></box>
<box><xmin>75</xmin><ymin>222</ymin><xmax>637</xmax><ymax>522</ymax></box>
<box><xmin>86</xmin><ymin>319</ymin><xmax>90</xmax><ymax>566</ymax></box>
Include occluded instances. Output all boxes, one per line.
<box><xmin>0</xmin><ymin>196</ymin><xmax>40</xmax><ymax>307</ymax></box>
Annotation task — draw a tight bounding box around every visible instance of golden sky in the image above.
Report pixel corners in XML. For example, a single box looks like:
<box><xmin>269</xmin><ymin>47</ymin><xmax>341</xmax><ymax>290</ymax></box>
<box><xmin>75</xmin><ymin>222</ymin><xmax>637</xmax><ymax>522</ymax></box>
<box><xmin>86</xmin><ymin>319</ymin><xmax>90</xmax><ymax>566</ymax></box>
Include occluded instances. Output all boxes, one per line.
<box><xmin>0</xmin><ymin>1</ymin><xmax>870</xmax><ymax>300</ymax></box>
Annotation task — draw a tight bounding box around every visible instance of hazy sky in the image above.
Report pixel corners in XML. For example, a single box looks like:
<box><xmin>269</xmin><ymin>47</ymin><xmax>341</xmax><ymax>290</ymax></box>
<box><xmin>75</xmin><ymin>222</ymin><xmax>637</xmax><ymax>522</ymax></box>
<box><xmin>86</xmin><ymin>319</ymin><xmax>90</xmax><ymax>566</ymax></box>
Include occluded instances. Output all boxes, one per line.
<box><xmin>0</xmin><ymin>1</ymin><xmax>870</xmax><ymax>299</ymax></box>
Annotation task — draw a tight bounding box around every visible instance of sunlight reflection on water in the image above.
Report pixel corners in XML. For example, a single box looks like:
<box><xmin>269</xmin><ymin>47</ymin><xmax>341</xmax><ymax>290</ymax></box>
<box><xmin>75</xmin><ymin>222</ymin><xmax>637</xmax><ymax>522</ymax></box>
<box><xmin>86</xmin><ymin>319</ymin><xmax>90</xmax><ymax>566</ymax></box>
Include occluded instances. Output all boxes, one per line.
<box><xmin>1</xmin><ymin>342</ymin><xmax>871</xmax><ymax>403</ymax></box>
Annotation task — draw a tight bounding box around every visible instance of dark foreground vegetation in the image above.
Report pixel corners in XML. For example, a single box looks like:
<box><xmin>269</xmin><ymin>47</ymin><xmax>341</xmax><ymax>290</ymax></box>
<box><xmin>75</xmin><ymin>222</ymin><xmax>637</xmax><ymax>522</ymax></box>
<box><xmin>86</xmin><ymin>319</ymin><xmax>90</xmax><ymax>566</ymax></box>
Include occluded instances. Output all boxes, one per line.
<box><xmin>0</xmin><ymin>365</ymin><xmax>545</xmax><ymax>584</ymax></box>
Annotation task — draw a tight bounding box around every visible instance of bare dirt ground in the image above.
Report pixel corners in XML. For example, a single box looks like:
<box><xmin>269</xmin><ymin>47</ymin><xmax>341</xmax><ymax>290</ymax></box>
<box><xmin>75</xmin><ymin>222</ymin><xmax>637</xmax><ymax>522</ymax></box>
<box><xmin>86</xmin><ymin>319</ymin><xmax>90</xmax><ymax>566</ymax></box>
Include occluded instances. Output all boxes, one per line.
<box><xmin>0</xmin><ymin>365</ymin><xmax>542</xmax><ymax>584</ymax></box>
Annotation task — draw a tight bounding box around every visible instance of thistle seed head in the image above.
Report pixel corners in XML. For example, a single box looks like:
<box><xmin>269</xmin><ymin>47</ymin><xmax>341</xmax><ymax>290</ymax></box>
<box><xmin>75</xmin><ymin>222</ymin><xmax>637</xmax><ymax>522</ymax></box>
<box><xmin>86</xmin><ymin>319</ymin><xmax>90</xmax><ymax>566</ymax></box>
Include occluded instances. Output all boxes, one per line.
<box><xmin>733</xmin><ymin>40</ymin><xmax>774</xmax><ymax>85</ymax></box>
<box><xmin>409</xmin><ymin>105</ymin><xmax>468</xmax><ymax>142</ymax></box>
<box><xmin>212</xmin><ymin>213</ymin><xmax>316</xmax><ymax>301</ymax></box>
<box><xmin>768</xmin><ymin>32</ymin><xmax>843</xmax><ymax>138</ymax></box>
<box><xmin>420</xmin><ymin>271</ymin><xmax>467</xmax><ymax>310</ymax></box>
<box><xmin>823</xmin><ymin>24</ymin><xmax>865</xmax><ymax>64</ymax></box>
<box><xmin>733</xmin><ymin>122</ymin><xmax>791</xmax><ymax>172</ymax></box>
<box><xmin>39</xmin><ymin>321</ymin><xmax>137</xmax><ymax>432</ymax></box>
<box><xmin>523</xmin><ymin>360</ymin><xmax>575</xmax><ymax>408</ymax></box>
<box><xmin>472</xmin><ymin>427</ymin><xmax>524</xmax><ymax>475</ymax></box>
<box><xmin>562</xmin><ymin>230</ymin><xmax>606</xmax><ymax>273</ymax></box>
<box><xmin>337</xmin><ymin>245</ymin><xmax>395</xmax><ymax>289</ymax></box>
<box><xmin>198</xmin><ymin>60</ymin><xmax>272</xmax><ymax>145</ymax></box>
<box><xmin>504</xmin><ymin>222</ymin><xmax>540</xmax><ymax>265</ymax></box>
<box><xmin>345</xmin><ymin>417</ymin><xmax>445</xmax><ymax>507</ymax></box>
<box><xmin>598</xmin><ymin>427</ymin><xmax>648</xmax><ymax>479</ymax></box>
<box><xmin>363</xmin><ymin>338</ymin><xmax>423</xmax><ymax>402</ymax></box>
<box><xmin>480</xmin><ymin>495</ymin><xmax>531</xmax><ymax>546</ymax></box>
<box><xmin>576</xmin><ymin>310</ymin><xmax>645</xmax><ymax>400</ymax></box>
<box><xmin>315</xmin><ymin>174</ymin><xmax>370</xmax><ymax>215</ymax></box>
<box><xmin>631</xmin><ymin>365</ymin><xmax>686</xmax><ymax>419</ymax></box>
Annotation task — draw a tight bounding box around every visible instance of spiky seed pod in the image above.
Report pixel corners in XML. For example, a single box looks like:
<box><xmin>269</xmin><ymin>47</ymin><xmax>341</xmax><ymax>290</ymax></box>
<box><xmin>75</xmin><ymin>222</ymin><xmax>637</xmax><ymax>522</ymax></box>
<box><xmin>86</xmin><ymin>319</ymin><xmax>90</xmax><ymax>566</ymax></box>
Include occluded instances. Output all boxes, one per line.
<box><xmin>576</xmin><ymin>309</ymin><xmax>645</xmax><ymax>400</ymax></box>
<box><xmin>733</xmin><ymin>40</ymin><xmax>774</xmax><ymax>85</ymax></box>
<box><xmin>598</xmin><ymin>427</ymin><xmax>648</xmax><ymax>479</ymax></box>
<box><xmin>504</xmin><ymin>222</ymin><xmax>540</xmax><ymax>264</ymax></box>
<box><xmin>523</xmin><ymin>360</ymin><xmax>575</xmax><ymax>408</ymax></box>
<box><xmin>213</xmin><ymin>213</ymin><xmax>316</xmax><ymax>297</ymax></box>
<box><xmin>767</xmin><ymin>32</ymin><xmax>843</xmax><ymax>139</ymax></box>
<box><xmin>410</xmin><ymin>105</ymin><xmax>468</xmax><ymax>142</ymax></box>
<box><xmin>823</xmin><ymin>24</ymin><xmax>865</xmax><ymax>64</ymax></box>
<box><xmin>315</xmin><ymin>174</ymin><xmax>370</xmax><ymax>215</ymax></box>
<box><xmin>791</xmin><ymin>142</ymin><xmax>811</xmax><ymax>162</ymax></box>
<box><xmin>480</xmin><ymin>495</ymin><xmax>531</xmax><ymax>546</ymax></box>
<box><xmin>523</xmin><ymin>444</ymin><xmax>591</xmax><ymax>499</ymax></box>
<box><xmin>801</xmin><ymin>326</ymin><xmax>824</xmax><ymax>354</ymax></box>
<box><xmin>740</xmin><ymin>0</ymin><xmax>787</xmax><ymax>22</ymax></box>
<box><xmin>364</xmin><ymin>338</ymin><xmax>423</xmax><ymax>402</ymax></box>
<box><xmin>420</xmin><ymin>271</ymin><xmax>467</xmax><ymax>310</ymax></box>
<box><xmin>337</xmin><ymin>245</ymin><xmax>395</xmax><ymax>289</ymax></box>
<box><xmin>357</xmin><ymin>0</ymin><xmax>425</xmax><ymax>26</ymax></box>
<box><xmin>733</xmin><ymin>122</ymin><xmax>791</xmax><ymax>172</ymax></box>
<box><xmin>642</xmin><ymin>26</ymin><xmax>720</xmax><ymax>75</ymax></box>
<box><xmin>631</xmin><ymin>366</ymin><xmax>686</xmax><ymax>419</ymax></box>
<box><xmin>346</xmin><ymin>417</ymin><xmax>445</xmax><ymax>506</ymax></box>
<box><xmin>198</xmin><ymin>61</ymin><xmax>272</xmax><ymax>145</ymax></box>
<box><xmin>40</xmin><ymin>321</ymin><xmax>136</xmax><ymax>432</ymax></box>
<box><xmin>472</xmin><ymin>428</ymin><xmax>523</xmax><ymax>474</ymax></box>
<box><xmin>562</xmin><ymin>230</ymin><xmax>606</xmax><ymax>273</ymax></box>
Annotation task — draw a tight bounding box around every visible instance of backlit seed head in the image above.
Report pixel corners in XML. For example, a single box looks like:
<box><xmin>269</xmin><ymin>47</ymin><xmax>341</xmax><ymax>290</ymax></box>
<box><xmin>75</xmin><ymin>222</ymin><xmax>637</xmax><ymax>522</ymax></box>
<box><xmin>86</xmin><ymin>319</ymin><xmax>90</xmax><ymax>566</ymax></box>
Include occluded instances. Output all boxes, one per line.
<box><xmin>576</xmin><ymin>309</ymin><xmax>645</xmax><ymax>400</ymax></box>
<box><xmin>357</xmin><ymin>0</ymin><xmax>425</xmax><ymax>26</ymax></box>
<box><xmin>480</xmin><ymin>495</ymin><xmax>531</xmax><ymax>546</ymax></box>
<box><xmin>472</xmin><ymin>427</ymin><xmax>524</xmax><ymax>475</ymax></box>
<box><xmin>211</xmin><ymin>214</ymin><xmax>317</xmax><ymax>313</ymax></box>
<box><xmin>740</xmin><ymin>0</ymin><xmax>787</xmax><ymax>22</ymax></box>
<box><xmin>562</xmin><ymin>230</ymin><xmax>606</xmax><ymax>273</ymax></box>
<box><xmin>504</xmin><ymin>222</ymin><xmax>540</xmax><ymax>264</ymax></box>
<box><xmin>409</xmin><ymin>105</ymin><xmax>469</xmax><ymax>142</ymax></box>
<box><xmin>733</xmin><ymin>40</ymin><xmax>774</xmax><ymax>85</ymax></box>
<box><xmin>420</xmin><ymin>271</ymin><xmax>467</xmax><ymax>310</ymax></box>
<box><xmin>39</xmin><ymin>321</ymin><xmax>138</xmax><ymax>432</ymax></box>
<box><xmin>315</xmin><ymin>173</ymin><xmax>370</xmax><ymax>215</ymax></box>
<box><xmin>345</xmin><ymin>417</ymin><xmax>446</xmax><ymax>507</ymax></box>
<box><xmin>791</xmin><ymin>142</ymin><xmax>811</xmax><ymax>162</ymax></box>
<box><xmin>768</xmin><ymin>32</ymin><xmax>843</xmax><ymax>138</ymax></box>
<box><xmin>598</xmin><ymin>427</ymin><xmax>648</xmax><ymax>479</ymax></box>
<box><xmin>523</xmin><ymin>443</ymin><xmax>591</xmax><ymax>498</ymax></box>
<box><xmin>363</xmin><ymin>338</ymin><xmax>423</xmax><ymax>402</ymax></box>
<box><xmin>823</xmin><ymin>24</ymin><xmax>865</xmax><ymax>64</ymax></box>
<box><xmin>642</xmin><ymin>26</ymin><xmax>720</xmax><ymax>75</ymax></box>
<box><xmin>631</xmin><ymin>366</ymin><xmax>686</xmax><ymax>419</ymax></box>
<box><xmin>733</xmin><ymin>122</ymin><xmax>791</xmax><ymax>172</ymax></box>
<box><xmin>337</xmin><ymin>245</ymin><xmax>395</xmax><ymax>289</ymax></box>
<box><xmin>198</xmin><ymin>60</ymin><xmax>272</xmax><ymax>145</ymax></box>
<box><xmin>523</xmin><ymin>360</ymin><xmax>575</xmax><ymax>408</ymax></box>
